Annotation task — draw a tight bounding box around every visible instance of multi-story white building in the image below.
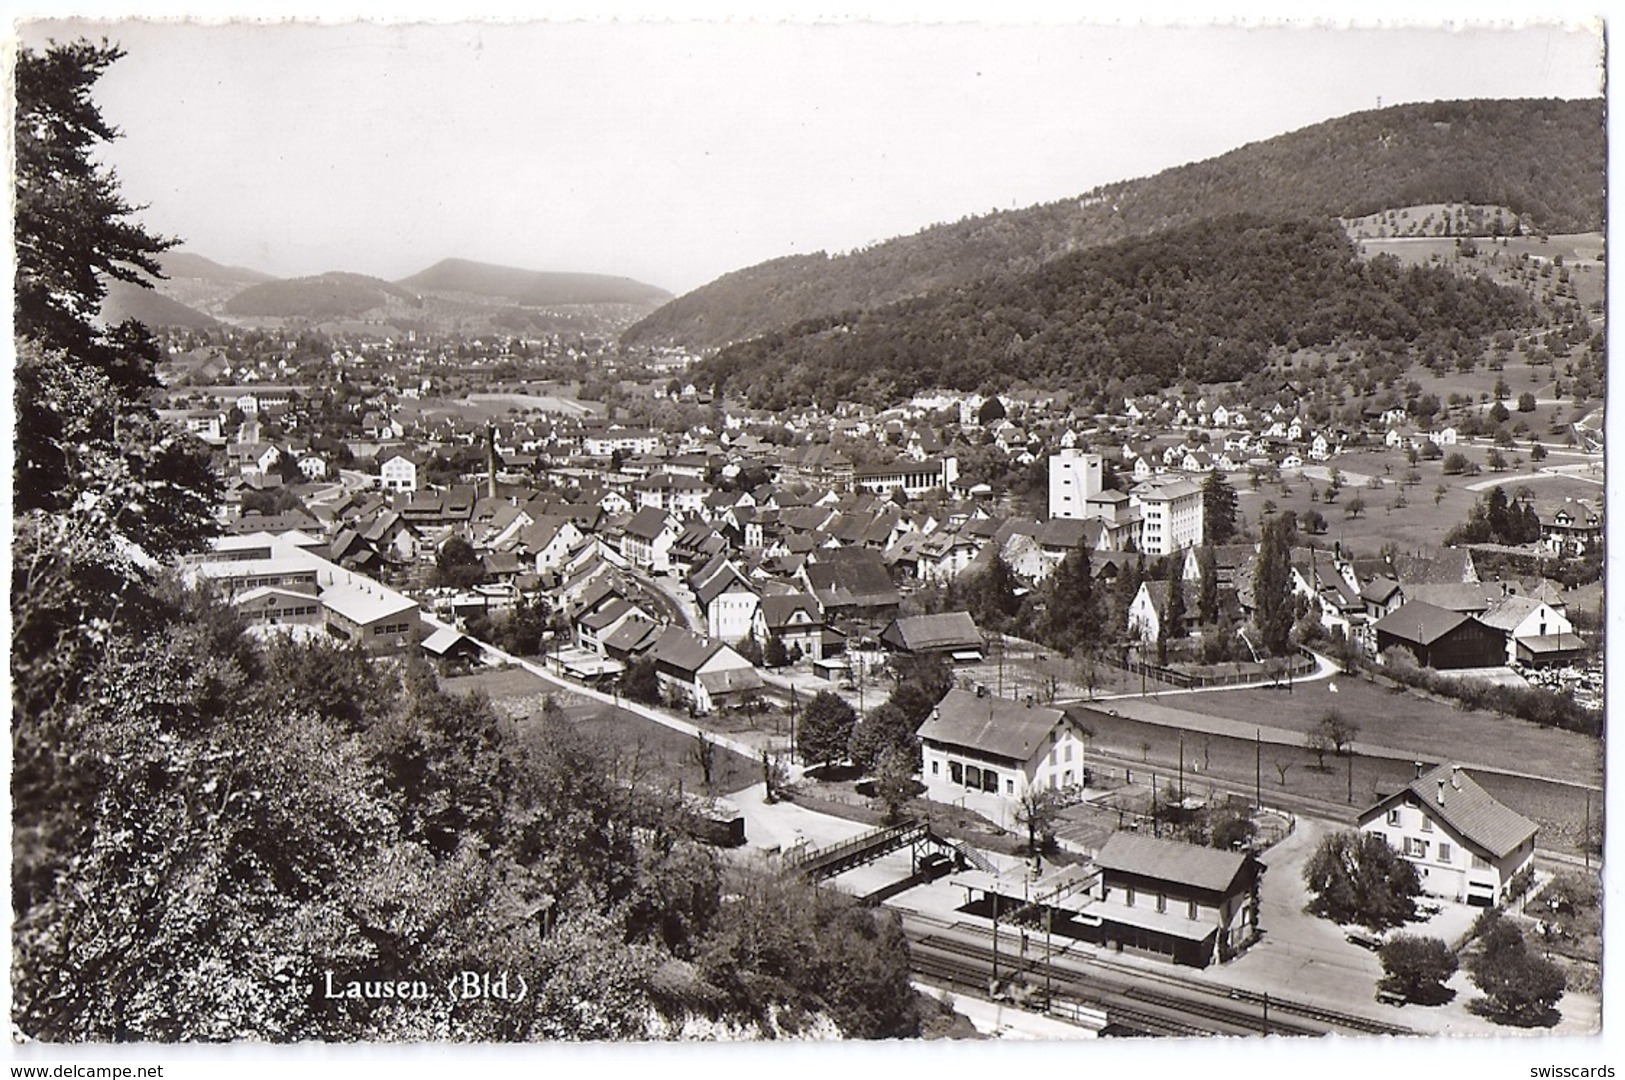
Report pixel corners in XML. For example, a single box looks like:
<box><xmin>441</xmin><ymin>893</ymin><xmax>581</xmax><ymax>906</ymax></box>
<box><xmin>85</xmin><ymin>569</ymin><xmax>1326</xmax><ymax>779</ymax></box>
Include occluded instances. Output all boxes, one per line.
<box><xmin>379</xmin><ymin>453</ymin><xmax>418</xmax><ymax>493</ymax></box>
<box><xmin>1130</xmin><ymin>477</ymin><xmax>1204</xmax><ymax>556</ymax></box>
<box><xmin>1048</xmin><ymin>448</ymin><xmax>1104</xmax><ymax>520</ymax></box>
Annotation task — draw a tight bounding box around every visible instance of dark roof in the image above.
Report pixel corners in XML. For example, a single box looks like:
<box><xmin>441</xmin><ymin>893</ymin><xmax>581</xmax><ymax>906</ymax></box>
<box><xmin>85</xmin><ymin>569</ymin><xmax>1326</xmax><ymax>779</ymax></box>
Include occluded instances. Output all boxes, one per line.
<box><xmin>1364</xmin><ymin>763</ymin><xmax>1538</xmax><ymax>859</ymax></box>
<box><xmin>879</xmin><ymin>612</ymin><xmax>983</xmax><ymax>654</ymax></box>
<box><xmin>916</xmin><ymin>688</ymin><xmax>1070</xmax><ymax>764</ymax></box>
<box><xmin>1373</xmin><ymin>601</ymin><xmax>1473</xmax><ymax>646</ymax></box>
<box><xmin>694</xmin><ymin>562</ymin><xmax>756</xmax><ymax>609</ymax></box>
<box><xmin>1095</xmin><ymin>831</ymin><xmax>1251</xmax><ymax>895</ymax></box>
<box><xmin>758</xmin><ymin>591</ymin><xmax>820</xmax><ymax>631</ymax></box>
<box><xmin>648</xmin><ymin>625</ymin><xmax>726</xmax><ymax>675</ymax></box>
<box><xmin>623</xmin><ymin>505</ymin><xmax>673</xmax><ymax>541</ymax></box>
<box><xmin>803</xmin><ymin>547</ymin><xmax>900</xmax><ymax>610</ymax></box>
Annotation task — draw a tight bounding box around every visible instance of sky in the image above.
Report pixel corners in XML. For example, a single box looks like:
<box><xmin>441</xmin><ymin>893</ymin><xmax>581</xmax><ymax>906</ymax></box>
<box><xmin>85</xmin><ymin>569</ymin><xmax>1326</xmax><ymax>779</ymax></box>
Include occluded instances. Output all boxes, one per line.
<box><xmin>13</xmin><ymin>13</ymin><xmax>1605</xmax><ymax>296</ymax></box>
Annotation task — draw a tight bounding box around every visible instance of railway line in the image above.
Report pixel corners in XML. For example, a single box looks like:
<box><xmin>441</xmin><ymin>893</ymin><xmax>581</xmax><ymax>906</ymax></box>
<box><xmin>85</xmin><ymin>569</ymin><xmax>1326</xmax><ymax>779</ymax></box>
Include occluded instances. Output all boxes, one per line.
<box><xmin>903</xmin><ymin>918</ymin><xmax>1416</xmax><ymax>1038</ymax></box>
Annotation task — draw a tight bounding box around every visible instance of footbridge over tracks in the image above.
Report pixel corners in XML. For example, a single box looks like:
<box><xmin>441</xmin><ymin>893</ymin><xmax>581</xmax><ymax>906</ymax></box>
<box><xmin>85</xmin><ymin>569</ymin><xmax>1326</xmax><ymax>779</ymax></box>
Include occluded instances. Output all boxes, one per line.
<box><xmin>785</xmin><ymin>819</ymin><xmax>985</xmax><ymax>902</ymax></box>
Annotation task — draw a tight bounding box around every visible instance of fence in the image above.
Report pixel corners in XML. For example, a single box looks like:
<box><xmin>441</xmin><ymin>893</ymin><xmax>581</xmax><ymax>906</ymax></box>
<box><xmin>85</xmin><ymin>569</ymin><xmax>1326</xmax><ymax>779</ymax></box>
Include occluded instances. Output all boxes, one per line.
<box><xmin>1109</xmin><ymin>647</ymin><xmax>1318</xmax><ymax>690</ymax></box>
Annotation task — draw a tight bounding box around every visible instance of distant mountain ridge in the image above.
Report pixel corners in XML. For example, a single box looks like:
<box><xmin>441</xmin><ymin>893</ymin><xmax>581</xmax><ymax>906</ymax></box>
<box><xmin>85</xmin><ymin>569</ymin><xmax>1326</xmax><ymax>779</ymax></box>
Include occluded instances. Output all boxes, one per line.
<box><xmin>397</xmin><ymin>258</ymin><xmax>672</xmax><ymax>306</ymax></box>
<box><xmin>623</xmin><ymin>97</ymin><xmax>1603</xmax><ymax>352</ymax></box>
<box><xmin>158</xmin><ymin>251</ymin><xmax>277</xmax><ymax>286</ymax></box>
<box><xmin>223</xmin><ymin>271</ymin><xmax>422</xmax><ymax>320</ymax></box>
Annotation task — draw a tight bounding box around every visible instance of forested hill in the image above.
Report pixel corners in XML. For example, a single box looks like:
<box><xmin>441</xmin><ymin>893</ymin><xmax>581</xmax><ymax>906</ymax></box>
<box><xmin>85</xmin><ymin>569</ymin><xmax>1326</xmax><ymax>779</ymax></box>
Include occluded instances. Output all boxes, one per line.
<box><xmin>693</xmin><ymin>215</ymin><xmax>1534</xmax><ymax>409</ymax></box>
<box><xmin>625</xmin><ymin>98</ymin><xmax>1601</xmax><ymax>352</ymax></box>
<box><xmin>398</xmin><ymin>258</ymin><xmax>672</xmax><ymax>306</ymax></box>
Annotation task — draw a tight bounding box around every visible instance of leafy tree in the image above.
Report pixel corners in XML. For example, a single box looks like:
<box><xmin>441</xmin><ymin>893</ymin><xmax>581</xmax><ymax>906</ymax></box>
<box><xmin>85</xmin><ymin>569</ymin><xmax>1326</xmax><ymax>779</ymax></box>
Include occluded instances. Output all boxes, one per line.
<box><xmin>1517</xmin><ymin>391</ymin><xmax>1538</xmax><ymax>412</ymax></box>
<box><xmin>1201</xmin><ymin>471</ymin><xmax>1238</xmax><ymax>545</ymax></box>
<box><xmin>735</xmin><ymin>632</ymin><xmax>764</xmax><ymax>667</ymax></box>
<box><xmin>963</xmin><ymin>549</ymin><xmax>1021</xmax><ymax>631</ymax></box>
<box><xmin>1210</xmin><ymin>805</ymin><xmax>1257</xmax><ymax>850</ymax></box>
<box><xmin>621</xmin><ymin>655</ymin><xmax>662</xmax><ymax>705</ymax></box>
<box><xmin>1014</xmin><ymin>786</ymin><xmax>1068</xmax><ymax>860</ymax></box>
<box><xmin>797</xmin><ymin>690</ymin><xmax>858</xmax><ymax>771</ymax></box>
<box><xmin>1300</xmin><ymin>508</ymin><xmax>1328</xmax><ymax>535</ymax></box>
<box><xmin>869</xmin><ymin>745</ymin><xmax>920</xmax><ymax>825</ymax></box>
<box><xmin>1344</xmin><ymin>494</ymin><xmax>1367</xmax><ymax>518</ymax></box>
<box><xmin>1379</xmin><ymin>934</ymin><xmax>1459</xmax><ymax>1005</ymax></box>
<box><xmin>1315</xmin><ymin>709</ymin><xmax>1360</xmax><ymax>756</ymax></box>
<box><xmin>435</xmin><ymin>536</ymin><xmax>485</xmax><ymax>589</ymax></box>
<box><xmin>1486</xmin><ymin>448</ymin><xmax>1508</xmax><ymax>472</ymax></box>
<box><xmin>1302</xmin><ymin>830</ymin><xmax>1422</xmax><ymax>930</ymax></box>
<box><xmin>1253</xmin><ymin>513</ymin><xmax>1296</xmax><ymax>655</ymax></box>
<box><xmin>848</xmin><ymin>701</ymin><xmax>921</xmax><ymax>775</ymax></box>
<box><xmin>1467</xmin><ymin>910</ymin><xmax>1566</xmax><ymax>1026</ymax></box>
<box><xmin>763</xmin><ymin>632</ymin><xmax>789</xmax><ymax>668</ymax></box>
<box><xmin>1442</xmin><ymin>451</ymin><xmax>1472</xmax><ymax>475</ymax></box>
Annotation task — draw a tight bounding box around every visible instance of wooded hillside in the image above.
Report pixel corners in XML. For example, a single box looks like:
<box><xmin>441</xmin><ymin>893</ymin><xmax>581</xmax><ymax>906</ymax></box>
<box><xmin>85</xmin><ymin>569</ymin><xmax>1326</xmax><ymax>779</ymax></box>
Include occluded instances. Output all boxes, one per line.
<box><xmin>694</xmin><ymin>215</ymin><xmax>1535</xmax><ymax>409</ymax></box>
<box><xmin>625</xmin><ymin>98</ymin><xmax>1601</xmax><ymax>352</ymax></box>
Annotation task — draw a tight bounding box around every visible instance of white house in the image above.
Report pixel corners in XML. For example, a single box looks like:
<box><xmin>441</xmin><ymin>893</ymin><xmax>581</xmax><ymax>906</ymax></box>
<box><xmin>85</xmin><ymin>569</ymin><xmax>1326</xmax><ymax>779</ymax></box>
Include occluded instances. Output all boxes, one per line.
<box><xmin>916</xmin><ymin>689</ymin><xmax>1091</xmax><ymax>830</ymax></box>
<box><xmin>1479</xmin><ymin>593</ymin><xmax>1575</xmax><ymax>666</ymax></box>
<box><xmin>1358</xmin><ymin>763</ymin><xmax>1538</xmax><ymax>907</ymax></box>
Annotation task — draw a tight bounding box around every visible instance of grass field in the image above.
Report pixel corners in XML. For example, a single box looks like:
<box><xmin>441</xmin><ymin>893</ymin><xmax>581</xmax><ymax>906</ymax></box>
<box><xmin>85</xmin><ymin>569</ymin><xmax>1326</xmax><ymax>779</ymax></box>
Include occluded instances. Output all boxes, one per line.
<box><xmin>1239</xmin><ymin>441</ymin><xmax>1601</xmax><ymax>555</ymax></box>
<box><xmin>1070</xmin><ymin>700</ymin><xmax>1595</xmax><ymax>854</ymax></box>
<box><xmin>440</xmin><ymin>665</ymin><xmax>759</xmax><ymax>796</ymax></box>
<box><xmin>1148</xmin><ymin>675</ymin><xmax>1601</xmax><ymax>786</ymax></box>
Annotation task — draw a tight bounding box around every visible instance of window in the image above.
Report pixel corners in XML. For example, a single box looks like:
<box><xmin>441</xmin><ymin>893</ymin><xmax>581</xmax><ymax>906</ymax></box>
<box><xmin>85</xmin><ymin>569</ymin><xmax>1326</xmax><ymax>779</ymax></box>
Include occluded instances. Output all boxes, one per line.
<box><xmin>950</xmin><ymin>762</ymin><xmax>963</xmax><ymax>785</ymax></box>
<box><xmin>1125</xmin><ymin>886</ymin><xmax>1135</xmax><ymax>907</ymax></box>
<box><xmin>1421</xmin><ymin>817</ymin><xmax>1434</xmax><ymax>833</ymax></box>
<box><xmin>1386</xmin><ymin>809</ymin><xmax>1401</xmax><ymax>826</ymax></box>
<box><xmin>981</xmin><ymin>769</ymin><xmax>998</xmax><ymax>794</ymax></box>
<box><xmin>1188</xmin><ymin>899</ymin><xmax>1199</xmax><ymax>920</ymax></box>
<box><xmin>1005</xmin><ymin>778</ymin><xmax>1014</xmax><ymax>795</ymax></box>
<box><xmin>1156</xmin><ymin>893</ymin><xmax>1167</xmax><ymax>914</ymax></box>
<box><xmin>1438</xmin><ymin>843</ymin><xmax>1453</xmax><ymax>863</ymax></box>
<box><xmin>1472</xmin><ymin>853</ymin><xmax>1491</xmax><ymax>871</ymax></box>
<box><xmin>1405</xmin><ymin>837</ymin><xmax>1430</xmax><ymax>860</ymax></box>
<box><xmin>1065</xmin><ymin>744</ymin><xmax>1073</xmax><ymax>762</ymax></box>
<box><xmin>931</xmin><ymin>761</ymin><xmax>939</xmax><ymax>776</ymax></box>
<box><xmin>966</xmin><ymin>765</ymin><xmax>981</xmax><ymax>789</ymax></box>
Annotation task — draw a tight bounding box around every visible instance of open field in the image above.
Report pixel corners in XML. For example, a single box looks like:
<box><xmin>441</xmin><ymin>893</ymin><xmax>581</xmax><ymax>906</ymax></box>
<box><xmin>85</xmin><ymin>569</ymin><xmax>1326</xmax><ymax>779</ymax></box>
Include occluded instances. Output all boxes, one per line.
<box><xmin>1069</xmin><ymin>697</ymin><xmax>1595</xmax><ymax>855</ymax></box>
<box><xmin>1238</xmin><ymin>444</ymin><xmax>1601</xmax><ymax>554</ymax></box>
<box><xmin>440</xmin><ymin>665</ymin><xmax>759</xmax><ymax>796</ymax></box>
<box><xmin>1145</xmin><ymin>674</ymin><xmax>1601</xmax><ymax>786</ymax></box>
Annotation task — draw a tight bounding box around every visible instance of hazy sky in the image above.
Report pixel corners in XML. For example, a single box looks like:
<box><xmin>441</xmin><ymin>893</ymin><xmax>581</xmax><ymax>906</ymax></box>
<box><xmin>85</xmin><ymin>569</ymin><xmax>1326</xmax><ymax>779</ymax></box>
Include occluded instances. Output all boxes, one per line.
<box><xmin>16</xmin><ymin>15</ymin><xmax>1605</xmax><ymax>295</ymax></box>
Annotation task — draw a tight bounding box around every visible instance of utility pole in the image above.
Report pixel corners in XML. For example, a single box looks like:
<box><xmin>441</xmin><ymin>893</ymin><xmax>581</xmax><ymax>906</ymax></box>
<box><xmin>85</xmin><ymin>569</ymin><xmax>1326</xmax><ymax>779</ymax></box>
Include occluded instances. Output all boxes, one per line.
<box><xmin>1255</xmin><ymin>728</ymin><xmax>1262</xmax><ymax>813</ymax></box>
<box><xmin>1347</xmin><ymin>749</ymin><xmax>1353</xmax><ymax>804</ymax></box>
<box><xmin>1178</xmin><ymin>735</ymin><xmax>1185</xmax><ymax>804</ymax></box>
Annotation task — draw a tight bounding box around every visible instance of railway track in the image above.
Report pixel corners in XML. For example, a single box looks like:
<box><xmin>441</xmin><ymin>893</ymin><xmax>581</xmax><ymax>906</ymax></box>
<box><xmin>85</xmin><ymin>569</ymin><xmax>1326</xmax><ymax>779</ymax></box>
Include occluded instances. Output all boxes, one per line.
<box><xmin>906</xmin><ymin>922</ymin><xmax>1416</xmax><ymax>1038</ymax></box>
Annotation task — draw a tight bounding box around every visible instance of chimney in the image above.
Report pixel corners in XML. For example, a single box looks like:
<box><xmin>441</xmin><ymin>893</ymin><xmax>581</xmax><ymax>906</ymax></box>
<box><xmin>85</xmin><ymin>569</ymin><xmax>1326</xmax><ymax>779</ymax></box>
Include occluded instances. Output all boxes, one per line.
<box><xmin>1414</xmin><ymin>761</ymin><xmax>1424</xmax><ymax>780</ymax></box>
<box><xmin>1451</xmin><ymin>766</ymin><xmax>1461</xmax><ymax>790</ymax></box>
<box><xmin>1436</xmin><ymin>779</ymin><xmax>1446</xmax><ymax>806</ymax></box>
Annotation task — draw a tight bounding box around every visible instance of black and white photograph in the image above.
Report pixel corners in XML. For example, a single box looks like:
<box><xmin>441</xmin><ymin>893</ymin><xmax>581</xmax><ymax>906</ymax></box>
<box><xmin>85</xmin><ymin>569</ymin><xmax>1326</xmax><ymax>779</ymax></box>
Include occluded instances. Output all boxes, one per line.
<box><xmin>6</xmin><ymin>6</ymin><xmax>1611</xmax><ymax>1073</ymax></box>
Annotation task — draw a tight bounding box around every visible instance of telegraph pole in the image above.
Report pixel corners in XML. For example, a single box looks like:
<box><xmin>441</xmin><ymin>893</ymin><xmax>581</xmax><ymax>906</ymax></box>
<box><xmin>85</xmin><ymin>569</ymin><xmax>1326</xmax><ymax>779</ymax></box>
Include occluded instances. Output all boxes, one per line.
<box><xmin>1255</xmin><ymin>728</ymin><xmax>1262</xmax><ymax>813</ymax></box>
